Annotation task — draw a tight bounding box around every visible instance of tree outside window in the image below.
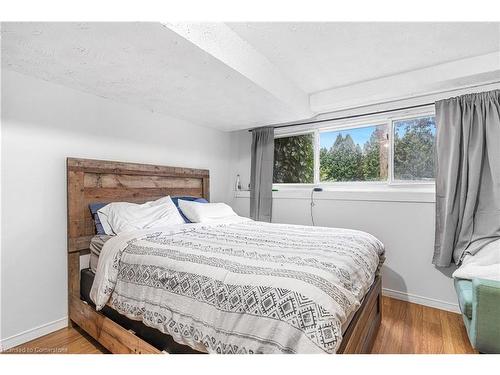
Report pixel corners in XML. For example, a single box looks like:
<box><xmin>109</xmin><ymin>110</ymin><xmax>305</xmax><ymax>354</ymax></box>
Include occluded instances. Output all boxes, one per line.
<box><xmin>393</xmin><ymin>116</ymin><xmax>436</xmax><ymax>181</ymax></box>
<box><xmin>273</xmin><ymin>133</ymin><xmax>314</xmax><ymax>183</ymax></box>
<box><xmin>320</xmin><ymin>125</ymin><xmax>388</xmax><ymax>182</ymax></box>
<box><xmin>272</xmin><ymin>114</ymin><xmax>436</xmax><ymax>185</ymax></box>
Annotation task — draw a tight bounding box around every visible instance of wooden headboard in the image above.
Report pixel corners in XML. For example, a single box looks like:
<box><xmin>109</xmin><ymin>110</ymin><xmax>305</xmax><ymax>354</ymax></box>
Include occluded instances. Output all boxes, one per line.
<box><xmin>67</xmin><ymin>157</ymin><xmax>209</xmax><ymax>253</ymax></box>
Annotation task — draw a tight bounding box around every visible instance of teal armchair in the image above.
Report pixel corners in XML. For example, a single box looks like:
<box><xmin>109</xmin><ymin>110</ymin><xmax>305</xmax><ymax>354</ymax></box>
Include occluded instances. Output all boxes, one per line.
<box><xmin>454</xmin><ymin>278</ymin><xmax>500</xmax><ymax>353</ymax></box>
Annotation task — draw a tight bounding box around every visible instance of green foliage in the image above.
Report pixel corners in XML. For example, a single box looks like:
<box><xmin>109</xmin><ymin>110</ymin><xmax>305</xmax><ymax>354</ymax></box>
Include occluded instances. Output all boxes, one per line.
<box><xmin>362</xmin><ymin>127</ymin><xmax>387</xmax><ymax>181</ymax></box>
<box><xmin>273</xmin><ymin>133</ymin><xmax>314</xmax><ymax>183</ymax></box>
<box><xmin>393</xmin><ymin>117</ymin><xmax>435</xmax><ymax>181</ymax></box>
<box><xmin>273</xmin><ymin>117</ymin><xmax>435</xmax><ymax>184</ymax></box>
<box><xmin>320</xmin><ymin>134</ymin><xmax>364</xmax><ymax>181</ymax></box>
<box><xmin>320</xmin><ymin>127</ymin><xmax>387</xmax><ymax>182</ymax></box>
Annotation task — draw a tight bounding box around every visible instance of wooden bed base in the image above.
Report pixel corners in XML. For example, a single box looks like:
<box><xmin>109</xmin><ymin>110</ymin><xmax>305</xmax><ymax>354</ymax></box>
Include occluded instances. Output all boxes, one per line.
<box><xmin>67</xmin><ymin>158</ymin><xmax>382</xmax><ymax>354</ymax></box>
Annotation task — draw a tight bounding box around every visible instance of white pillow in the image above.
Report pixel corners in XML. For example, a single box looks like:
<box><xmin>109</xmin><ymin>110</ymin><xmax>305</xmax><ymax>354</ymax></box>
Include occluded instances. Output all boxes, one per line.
<box><xmin>97</xmin><ymin>196</ymin><xmax>185</xmax><ymax>235</ymax></box>
<box><xmin>178</xmin><ymin>200</ymin><xmax>237</xmax><ymax>223</ymax></box>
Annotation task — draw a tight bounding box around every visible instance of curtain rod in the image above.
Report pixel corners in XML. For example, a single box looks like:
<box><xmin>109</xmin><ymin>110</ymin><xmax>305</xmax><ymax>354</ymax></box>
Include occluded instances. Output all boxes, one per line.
<box><xmin>248</xmin><ymin>102</ymin><xmax>435</xmax><ymax>132</ymax></box>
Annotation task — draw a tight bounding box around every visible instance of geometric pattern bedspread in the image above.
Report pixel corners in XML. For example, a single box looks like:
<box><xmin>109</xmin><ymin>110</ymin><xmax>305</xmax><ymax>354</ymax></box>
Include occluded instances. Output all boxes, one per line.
<box><xmin>91</xmin><ymin>218</ymin><xmax>384</xmax><ymax>353</ymax></box>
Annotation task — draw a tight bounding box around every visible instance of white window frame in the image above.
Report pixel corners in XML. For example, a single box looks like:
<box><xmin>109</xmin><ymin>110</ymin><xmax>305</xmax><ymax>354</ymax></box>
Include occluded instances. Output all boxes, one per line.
<box><xmin>273</xmin><ymin>107</ymin><xmax>436</xmax><ymax>188</ymax></box>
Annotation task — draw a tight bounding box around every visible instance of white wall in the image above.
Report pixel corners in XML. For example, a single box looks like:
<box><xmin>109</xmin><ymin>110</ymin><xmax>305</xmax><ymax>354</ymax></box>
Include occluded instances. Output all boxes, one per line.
<box><xmin>229</xmin><ymin>129</ymin><xmax>459</xmax><ymax>313</ymax></box>
<box><xmin>0</xmin><ymin>70</ymin><xmax>234</xmax><ymax>349</ymax></box>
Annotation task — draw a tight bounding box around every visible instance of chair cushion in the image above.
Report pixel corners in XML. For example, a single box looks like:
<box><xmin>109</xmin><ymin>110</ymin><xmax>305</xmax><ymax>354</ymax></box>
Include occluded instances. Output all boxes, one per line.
<box><xmin>455</xmin><ymin>279</ymin><xmax>473</xmax><ymax>319</ymax></box>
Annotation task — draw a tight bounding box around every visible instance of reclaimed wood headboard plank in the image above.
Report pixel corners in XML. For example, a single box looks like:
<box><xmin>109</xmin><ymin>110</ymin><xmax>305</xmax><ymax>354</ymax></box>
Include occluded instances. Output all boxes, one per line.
<box><xmin>67</xmin><ymin>158</ymin><xmax>210</xmax><ymax>253</ymax></box>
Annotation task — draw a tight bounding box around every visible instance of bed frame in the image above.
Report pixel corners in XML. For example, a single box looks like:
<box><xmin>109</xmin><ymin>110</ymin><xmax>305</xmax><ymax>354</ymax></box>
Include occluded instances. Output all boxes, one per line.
<box><xmin>67</xmin><ymin>157</ymin><xmax>382</xmax><ymax>354</ymax></box>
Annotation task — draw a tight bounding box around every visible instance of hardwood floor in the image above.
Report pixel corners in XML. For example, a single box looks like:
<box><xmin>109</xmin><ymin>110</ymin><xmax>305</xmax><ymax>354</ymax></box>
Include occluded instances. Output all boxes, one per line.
<box><xmin>5</xmin><ymin>297</ymin><xmax>476</xmax><ymax>354</ymax></box>
<box><xmin>371</xmin><ymin>297</ymin><xmax>476</xmax><ymax>354</ymax></box>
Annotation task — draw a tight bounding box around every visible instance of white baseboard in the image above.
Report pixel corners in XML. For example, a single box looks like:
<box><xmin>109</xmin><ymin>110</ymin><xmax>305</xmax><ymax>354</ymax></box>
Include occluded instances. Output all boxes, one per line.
<box><xmin>0</xmin><ymin>316</ymin><xmax>68</xmax><ymax>352</ymax></box>
<box><xmin>383</xmin><ymin>288</ymin><xmax>460</xmax><ymax>313</ymax></box>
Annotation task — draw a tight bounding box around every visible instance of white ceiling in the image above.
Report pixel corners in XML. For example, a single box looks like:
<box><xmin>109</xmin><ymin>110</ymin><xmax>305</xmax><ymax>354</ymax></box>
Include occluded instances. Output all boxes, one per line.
<box><xmin>2</xmin><ymin>22</ymin><xmax>500</xmax><ymax>131</ymax></box>
<box><xmin>228</xmin><ymin>22</ymin><xmax>500</xmax><ymax>94</ymax></box>
<box><xmin>1</xmin><ymin>22</ymin><xmax>303</xmax><ymax>131</ymax></box>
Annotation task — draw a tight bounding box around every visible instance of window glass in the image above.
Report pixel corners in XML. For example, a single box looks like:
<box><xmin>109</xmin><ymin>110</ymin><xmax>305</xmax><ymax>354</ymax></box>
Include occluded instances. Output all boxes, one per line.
<box><xmin>273</xmin><ymin>133</ymin><xmax>314</xmax><ymax>183</ymax></box>
<box><xmin>393</xmin><ymin>116</ymin><xmax>436</xmax><ymax>181</ymax></box>
<box><xmin>319</xmin><ymin>125</ymin><xmax>389</xmax><ymax>182</ymax></box>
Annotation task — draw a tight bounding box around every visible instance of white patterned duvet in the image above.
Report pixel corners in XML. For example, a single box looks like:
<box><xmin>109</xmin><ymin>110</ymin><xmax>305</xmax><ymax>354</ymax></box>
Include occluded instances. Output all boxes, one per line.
<box><xmin>91</xmin><ymin>217</ymin><xmax>384</xmax><ymax>353</ymax></box>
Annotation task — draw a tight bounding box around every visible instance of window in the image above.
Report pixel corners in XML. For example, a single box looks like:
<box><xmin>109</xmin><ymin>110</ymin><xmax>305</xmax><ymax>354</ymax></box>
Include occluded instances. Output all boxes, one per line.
<box><xmin>393</xmin><ymin>116</ymin><xmax>436</xmax><ymax>182</ymax></box>
<box><xmin>274</xmin><ymin>133</ymin><xmax>314</xmax><ymax>183</ymax></box>
<box><xmin>273</xmin><ymin>112</ymin><xmax>436</xmax><ymax>185</ymax></box>
<box><xmin>320</xmin><ymin>124</ymin><xmax>388</xmax><ymax>182</ymax></box>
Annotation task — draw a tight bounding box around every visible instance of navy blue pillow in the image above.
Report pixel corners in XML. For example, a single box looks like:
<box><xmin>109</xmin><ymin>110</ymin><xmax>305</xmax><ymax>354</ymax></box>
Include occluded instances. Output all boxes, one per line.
<box><xmin>171</xmin><ymin>196</ymin><xmax>208</xmax><ymax>223</ymax></box>
<box><xmin>89</xmin><ymin>202</ymin><xmax>108</xmax><ymax>235</ymax></box>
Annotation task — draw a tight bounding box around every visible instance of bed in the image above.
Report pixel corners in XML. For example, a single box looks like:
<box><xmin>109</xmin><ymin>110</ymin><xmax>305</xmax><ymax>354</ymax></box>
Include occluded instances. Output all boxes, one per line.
<box><xmin>67</xmin><ymin>158</ymin><xmax>384</xmax><ymax>354</ymax></box>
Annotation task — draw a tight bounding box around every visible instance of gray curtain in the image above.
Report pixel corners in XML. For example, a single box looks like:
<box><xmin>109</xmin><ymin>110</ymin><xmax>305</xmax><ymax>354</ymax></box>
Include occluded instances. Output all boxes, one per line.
<box><xmin>250</xmin><ymin>127</ymin><xmax>274</xmax><ymax>222</ymax></box>
<box><xmin>433</xmin><ymin>90</ymin><xmax>500</xmax><ymax>267</ymax></box>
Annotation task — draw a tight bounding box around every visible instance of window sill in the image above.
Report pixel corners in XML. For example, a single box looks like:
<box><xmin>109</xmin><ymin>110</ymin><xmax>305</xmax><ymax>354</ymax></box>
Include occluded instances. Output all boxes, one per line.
<box><xmin>234</xmin><ymin>185</ymin><xmax>435</xmax><ymax>203</ymax></box>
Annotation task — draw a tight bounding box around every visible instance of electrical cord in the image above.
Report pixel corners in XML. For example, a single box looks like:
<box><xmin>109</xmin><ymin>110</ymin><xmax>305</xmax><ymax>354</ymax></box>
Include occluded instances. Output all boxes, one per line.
<box><xmin>310</xmin><ymin>187</ymin><xmax>323</xmax><ymax>226</ymax></box>
<box><xmin>310</xmin><ymin>189</ymin><xmax>316</xmax><ymax>226</ymax></box>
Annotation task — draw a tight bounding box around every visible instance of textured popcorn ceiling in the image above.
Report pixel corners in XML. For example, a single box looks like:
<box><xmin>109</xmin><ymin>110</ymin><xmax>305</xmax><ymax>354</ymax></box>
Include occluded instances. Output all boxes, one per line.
<box><xmin>228</xmin><ymin>22</ymin><xmax>500</xmax><ymax>94</ymax></box>
<box><xmin>1</xmin><ymin>22</ymin><xmax>307</xmax><ymax>131</ymax></box>
<box><xmin>2</xmin><ymin>22</ymin><xmax>499</xmax><ymax>131</ymax></box>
